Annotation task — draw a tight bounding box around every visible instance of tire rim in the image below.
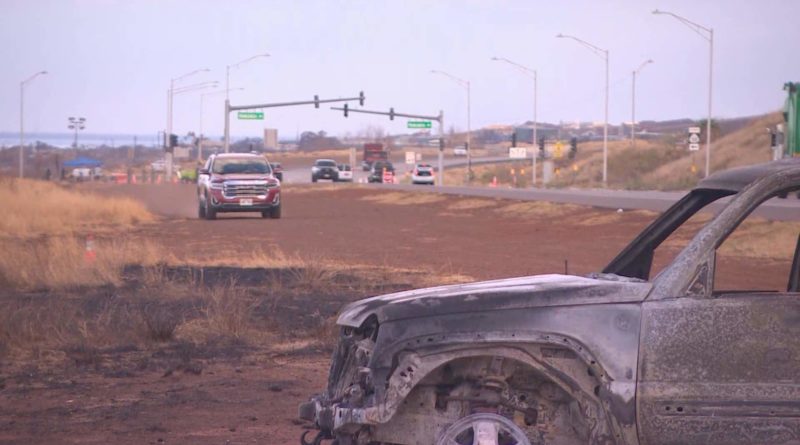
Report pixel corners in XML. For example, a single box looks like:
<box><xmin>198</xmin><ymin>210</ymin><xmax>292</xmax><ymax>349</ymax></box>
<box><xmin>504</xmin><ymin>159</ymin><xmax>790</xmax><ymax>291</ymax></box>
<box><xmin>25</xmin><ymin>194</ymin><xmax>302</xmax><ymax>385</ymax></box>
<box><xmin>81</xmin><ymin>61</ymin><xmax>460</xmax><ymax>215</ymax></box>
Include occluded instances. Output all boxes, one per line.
<box><xmin>436</xmin><ymin>413</ymin><xmax>531</xmax><ymax>445</ymax></box>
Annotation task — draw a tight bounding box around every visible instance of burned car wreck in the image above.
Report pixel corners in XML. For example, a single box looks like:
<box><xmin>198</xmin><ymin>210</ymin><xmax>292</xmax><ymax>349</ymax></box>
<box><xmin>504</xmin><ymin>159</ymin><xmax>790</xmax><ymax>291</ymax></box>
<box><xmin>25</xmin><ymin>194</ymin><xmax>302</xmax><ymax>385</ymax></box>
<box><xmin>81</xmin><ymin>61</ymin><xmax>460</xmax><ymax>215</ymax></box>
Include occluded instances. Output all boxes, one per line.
<box><xmin>299</xmin><ymin>159</ymin><xmax>800</xmax><ymax>445</ymax></box>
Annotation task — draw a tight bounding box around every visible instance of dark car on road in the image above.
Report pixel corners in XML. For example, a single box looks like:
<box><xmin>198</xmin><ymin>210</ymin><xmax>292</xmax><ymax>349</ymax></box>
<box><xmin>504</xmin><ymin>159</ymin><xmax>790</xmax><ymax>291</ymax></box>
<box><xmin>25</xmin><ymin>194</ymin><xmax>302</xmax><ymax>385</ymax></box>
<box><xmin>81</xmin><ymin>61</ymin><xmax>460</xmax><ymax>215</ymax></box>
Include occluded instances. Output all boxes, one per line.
<box><xmin>196</xmin><ymin>153</ymin><xmax>280</xmax><ymax>220</ymax></box>
<box><xmin>311</xmin><ymin>159</ymin><xmax>339</xmax><ymax>182</ymax></box>
<box><xmin>299</xmin><ymin>158</ymin><xmax>800</xmax><ymax>445</ymax></box>
<box><xmin>367</xmin><ymin>160</ymin><xmax>395</xmax><ymax>183</ymax></box>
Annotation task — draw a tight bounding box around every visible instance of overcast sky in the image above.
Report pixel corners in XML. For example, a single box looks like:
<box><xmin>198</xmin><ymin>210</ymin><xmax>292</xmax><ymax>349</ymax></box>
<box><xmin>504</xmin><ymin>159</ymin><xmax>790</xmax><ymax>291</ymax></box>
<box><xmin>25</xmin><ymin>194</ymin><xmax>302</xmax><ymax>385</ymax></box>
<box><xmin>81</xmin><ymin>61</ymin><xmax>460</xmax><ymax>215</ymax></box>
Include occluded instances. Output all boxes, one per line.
<box><xmin>2</xmin><ymin>0</ymin><xmax>799</xmax><ymax>139</ymax></box>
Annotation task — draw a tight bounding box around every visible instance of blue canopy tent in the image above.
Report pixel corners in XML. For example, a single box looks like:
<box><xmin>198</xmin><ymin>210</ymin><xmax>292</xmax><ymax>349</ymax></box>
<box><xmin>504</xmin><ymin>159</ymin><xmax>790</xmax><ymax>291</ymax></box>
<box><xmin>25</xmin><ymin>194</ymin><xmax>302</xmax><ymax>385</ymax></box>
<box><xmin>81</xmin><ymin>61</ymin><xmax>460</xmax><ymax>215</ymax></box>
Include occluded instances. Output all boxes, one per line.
<box><xmin>63</xmin><ymin>157</ymin><xmax>102</xmax><ymax>168</ymax></box>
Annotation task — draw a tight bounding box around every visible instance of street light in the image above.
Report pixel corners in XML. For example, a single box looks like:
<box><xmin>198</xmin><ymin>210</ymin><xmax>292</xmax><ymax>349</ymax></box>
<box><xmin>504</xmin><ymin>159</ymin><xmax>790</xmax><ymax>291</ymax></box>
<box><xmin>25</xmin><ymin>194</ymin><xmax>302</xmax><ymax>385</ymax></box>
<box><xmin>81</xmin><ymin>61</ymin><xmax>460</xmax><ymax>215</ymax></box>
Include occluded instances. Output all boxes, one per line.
<box><xmin>224</xmin><ymin>53</ymin><xmax>269</xmax><ymax>152</ymax></box>
<box><xmin>431</xmin><ymin>69</ymin><xmax>472</xmax><ymax>182</ymax></box>
<box><xmin>68</xmin><ymin>117</ymin><xmax>87</xmax><ymax>148</ymax></box>
<box><xmin>653</xmin><ymin>8</ymin><xmax>714</xmax><ymax>177</ymax></box>
<box><xmin>631</xmin><ymin>59</ymin><xmax>654</xmax><ymax>148</ymax></box>
<box><xmin>199</xmin><ymin>87</ymin><xmax>243</xmax><ymax>161</ymax></box>
<box><xmin>556</xmin><ymin>33</ymin><xmax>609</xmax><ymax>185</ymax></box>
<box><xmin>167</xmin><ymin>68</ymin><xmax>210</xmax><ymax>178</ymax></box>
<box><xmin>492</xmin><ymin>56</ymin><xmax>538</xmax><ymax>186</ymax></box>
<box><xmin>19</xmin><ymin>70</ymin><xmax>47</xmax><ymax>178</ymax></box>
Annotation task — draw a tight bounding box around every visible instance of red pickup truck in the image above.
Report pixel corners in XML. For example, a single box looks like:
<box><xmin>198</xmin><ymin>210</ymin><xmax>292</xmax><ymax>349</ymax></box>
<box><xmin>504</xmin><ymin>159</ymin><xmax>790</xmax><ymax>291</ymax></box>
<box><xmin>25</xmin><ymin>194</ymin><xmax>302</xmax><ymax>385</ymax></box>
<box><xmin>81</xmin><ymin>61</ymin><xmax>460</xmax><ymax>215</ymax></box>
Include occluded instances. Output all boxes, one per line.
<box><xmin>196</xmin><ymin>153</ymin><xmax>281</xmax><ymax>220</ymax></box>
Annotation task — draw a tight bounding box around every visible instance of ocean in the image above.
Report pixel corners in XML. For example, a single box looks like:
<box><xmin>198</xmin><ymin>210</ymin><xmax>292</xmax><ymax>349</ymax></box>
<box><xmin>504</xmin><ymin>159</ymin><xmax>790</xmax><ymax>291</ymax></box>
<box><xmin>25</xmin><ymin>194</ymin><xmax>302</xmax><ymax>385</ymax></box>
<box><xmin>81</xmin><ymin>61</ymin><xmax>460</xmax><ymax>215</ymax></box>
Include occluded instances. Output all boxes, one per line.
<box><xmin>0</xmin><ymin>132</ymin><xmax>166</xmax><ymax>149</ymax></box>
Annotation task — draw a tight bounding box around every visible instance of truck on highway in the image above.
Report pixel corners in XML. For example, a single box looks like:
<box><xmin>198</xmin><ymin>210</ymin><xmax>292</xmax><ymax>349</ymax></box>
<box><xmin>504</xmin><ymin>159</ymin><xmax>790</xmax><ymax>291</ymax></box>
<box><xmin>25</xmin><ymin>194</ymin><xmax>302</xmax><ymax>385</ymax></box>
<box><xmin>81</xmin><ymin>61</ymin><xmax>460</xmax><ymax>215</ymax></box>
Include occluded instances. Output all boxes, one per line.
<box><xmin>362</xmin><ymin>143</ymin><xmax>388</xmax><ymax>171</ymax></box>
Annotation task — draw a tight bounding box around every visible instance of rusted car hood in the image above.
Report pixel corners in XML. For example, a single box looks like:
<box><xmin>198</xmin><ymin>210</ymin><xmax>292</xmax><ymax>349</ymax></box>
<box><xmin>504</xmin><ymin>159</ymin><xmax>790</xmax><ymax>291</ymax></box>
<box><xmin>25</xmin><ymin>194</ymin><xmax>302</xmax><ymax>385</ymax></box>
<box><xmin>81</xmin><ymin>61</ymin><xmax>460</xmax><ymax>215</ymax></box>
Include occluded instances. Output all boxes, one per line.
<box><xmin>337</xmin><ymin>274</ymin><xmax>652</xmax><ymax>327</ymax></box>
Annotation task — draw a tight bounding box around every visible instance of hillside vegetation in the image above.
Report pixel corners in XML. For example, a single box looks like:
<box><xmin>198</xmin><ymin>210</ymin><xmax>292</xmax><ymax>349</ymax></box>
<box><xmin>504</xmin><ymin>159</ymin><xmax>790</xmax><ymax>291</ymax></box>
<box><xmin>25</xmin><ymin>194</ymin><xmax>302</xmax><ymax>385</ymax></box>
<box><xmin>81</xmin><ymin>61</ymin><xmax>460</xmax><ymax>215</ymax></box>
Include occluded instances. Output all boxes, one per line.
<box><xmin>552</xmin><ymin>113</ymin><xmax>782</xmax><ymax>190</ymax></box>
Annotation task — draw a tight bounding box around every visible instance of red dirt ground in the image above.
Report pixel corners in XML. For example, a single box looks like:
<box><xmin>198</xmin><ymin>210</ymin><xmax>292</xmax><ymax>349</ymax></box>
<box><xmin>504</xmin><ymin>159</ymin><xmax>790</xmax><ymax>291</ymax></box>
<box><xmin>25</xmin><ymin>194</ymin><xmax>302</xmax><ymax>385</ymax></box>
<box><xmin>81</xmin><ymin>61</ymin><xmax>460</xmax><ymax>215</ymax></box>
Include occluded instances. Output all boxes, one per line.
<box><xmin>1</xmin><ymin>183</ymin><xmax>789</xmax><ymax>444</ymax></box>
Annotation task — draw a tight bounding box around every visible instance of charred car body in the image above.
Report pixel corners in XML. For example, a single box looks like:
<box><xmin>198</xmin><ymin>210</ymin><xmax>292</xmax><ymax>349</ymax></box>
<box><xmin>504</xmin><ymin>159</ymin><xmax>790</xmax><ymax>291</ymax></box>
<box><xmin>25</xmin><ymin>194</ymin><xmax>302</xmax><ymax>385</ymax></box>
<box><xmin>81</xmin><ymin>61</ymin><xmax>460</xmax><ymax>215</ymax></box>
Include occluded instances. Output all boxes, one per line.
<box><xmin>299</xmin><ymin>159</ymin><xmax>800</xmax><ymax>445</ymax></box>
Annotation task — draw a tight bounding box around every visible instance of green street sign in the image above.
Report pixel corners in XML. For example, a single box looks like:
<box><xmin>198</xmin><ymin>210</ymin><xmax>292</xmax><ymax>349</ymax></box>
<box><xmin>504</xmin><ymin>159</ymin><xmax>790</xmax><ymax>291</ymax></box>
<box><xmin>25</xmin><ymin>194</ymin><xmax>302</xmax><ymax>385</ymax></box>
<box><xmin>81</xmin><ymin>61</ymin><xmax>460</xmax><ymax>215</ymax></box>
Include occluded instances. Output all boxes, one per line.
<box><xmin>238</xmin><ymin>111</ymin><xmax>264</xmax><ymax>120</ymax></box>
<box><xmin>408</xmin><ymin>121</ymin><xmax>432</xmax><ymax>129</ymax></box>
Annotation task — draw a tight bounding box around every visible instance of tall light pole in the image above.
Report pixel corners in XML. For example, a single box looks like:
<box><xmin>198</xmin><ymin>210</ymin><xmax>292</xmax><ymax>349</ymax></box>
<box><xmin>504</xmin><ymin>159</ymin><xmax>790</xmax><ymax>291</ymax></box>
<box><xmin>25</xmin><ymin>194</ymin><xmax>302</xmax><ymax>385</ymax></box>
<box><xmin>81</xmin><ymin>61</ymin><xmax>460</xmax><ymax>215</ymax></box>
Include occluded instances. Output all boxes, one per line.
<box><xmin>556</xmin><ymin>33</ymin><xmax>609</xmax><ymax>185</ymax></box>
<box><xmin>168</xmin><ymin>68</ymin><xmax>210</xmax><ymax>179</ymax></box>
<box><xmin>19</xmin><ymin>70</ymin><xmax>47</xmax><ymax>178</ymax></box>
<box><xmin>68</xmin><ymin>117</ymin><xmax>87</xmax><ymax>148</ymax></box>
<box><xmin>653</xmin><ymin>9</ymin><xmax>714</xmax><ymax>177</ymax></box>
<box><xmin>224</xmin><ymin>53</ymin><xmax>269</xmax><ymax>152</ymax></box>
<box><xmin>492</xmin><ymin>57</ymin><xmax>538</xmax><ymax>186</ymax></box>
<box><xmin>431</xmin><ymin>69</ymin><xmax>472</xmax><ymax>183</ymax></box>
<box><xmin>200</xmin><ymin>88</ymin><xmax>243</xmax><ymax>161</ymax></box>
<box><xmin>631</xmin><ymin>59</ymin><xmax>654</xmax><ymax>148</ymax></box>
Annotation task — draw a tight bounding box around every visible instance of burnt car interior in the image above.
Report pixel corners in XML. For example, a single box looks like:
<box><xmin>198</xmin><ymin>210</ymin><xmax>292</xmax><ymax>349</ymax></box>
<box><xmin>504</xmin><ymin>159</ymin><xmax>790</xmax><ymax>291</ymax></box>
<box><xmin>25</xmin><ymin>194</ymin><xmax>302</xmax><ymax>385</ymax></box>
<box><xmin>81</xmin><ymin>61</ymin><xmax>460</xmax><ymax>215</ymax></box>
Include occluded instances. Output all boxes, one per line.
<box><xmin>605</xmin><ymin>184</ymin><xmax>800</xmax><ymax>294</ymax></box>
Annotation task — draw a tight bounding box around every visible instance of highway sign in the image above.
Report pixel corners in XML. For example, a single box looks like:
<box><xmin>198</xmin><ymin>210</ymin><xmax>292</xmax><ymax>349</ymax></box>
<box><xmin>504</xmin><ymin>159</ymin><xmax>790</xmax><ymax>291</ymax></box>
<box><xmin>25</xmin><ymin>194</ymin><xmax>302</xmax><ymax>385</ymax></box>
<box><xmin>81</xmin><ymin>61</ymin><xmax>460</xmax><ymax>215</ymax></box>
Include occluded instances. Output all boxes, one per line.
<box><xmin>408</xmin><ymin>121</ymin><xmax>432</xmax><ymax>129</ymax></box>
<box><xmin>238</xmin><ymin>111</ymin><xmax>264</xmax><ymax>120</ymax></box>
<box><xmin>688</xmin><ymin>126</ymin><xmax>701</xmax><ymax>133</ymax></box>
<box><xmin>689</xmin><ymin>143</ymin><xmax>700</xmax><ymax>151</ymax></box>
<box><xmin>689</xmin><ymin>133</ymin><xmax>700</xmax><ymax>144</ymax></box>
<box><xmin>554</xmin><ymin>141</ymin><xmax>564</xmax><ymax>159</ymax></box>
<box><xmin>509</xmin><ymin>147</ymin><xmax>527</xmax><ymax>159</ymax></box>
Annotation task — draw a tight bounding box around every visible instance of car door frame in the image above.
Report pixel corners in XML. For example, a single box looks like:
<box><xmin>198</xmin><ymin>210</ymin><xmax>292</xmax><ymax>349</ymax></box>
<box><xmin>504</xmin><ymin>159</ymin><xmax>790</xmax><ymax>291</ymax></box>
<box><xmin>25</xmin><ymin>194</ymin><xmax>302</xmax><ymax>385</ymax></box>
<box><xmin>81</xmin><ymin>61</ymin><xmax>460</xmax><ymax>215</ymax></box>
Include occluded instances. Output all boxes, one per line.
<box><xmin>637</xmin><ymin>167</ymin><xmax>800</xmax><ymax>445</ymax></box>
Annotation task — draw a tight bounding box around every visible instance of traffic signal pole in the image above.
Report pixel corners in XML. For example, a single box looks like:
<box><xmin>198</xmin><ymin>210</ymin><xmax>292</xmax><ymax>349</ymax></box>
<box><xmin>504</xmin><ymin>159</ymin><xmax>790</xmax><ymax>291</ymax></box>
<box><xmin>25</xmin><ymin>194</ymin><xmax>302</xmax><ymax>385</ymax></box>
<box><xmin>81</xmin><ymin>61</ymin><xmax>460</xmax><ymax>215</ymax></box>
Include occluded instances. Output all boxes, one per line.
<box><xmin>330</xmin><ymin>106</ymin><xmax>446</xmax><ymax>186</ymax></box>
<box><xmin>224</xmin><ymin>92</ymin><xmax>365</xmax><ymax>153</ymax></box>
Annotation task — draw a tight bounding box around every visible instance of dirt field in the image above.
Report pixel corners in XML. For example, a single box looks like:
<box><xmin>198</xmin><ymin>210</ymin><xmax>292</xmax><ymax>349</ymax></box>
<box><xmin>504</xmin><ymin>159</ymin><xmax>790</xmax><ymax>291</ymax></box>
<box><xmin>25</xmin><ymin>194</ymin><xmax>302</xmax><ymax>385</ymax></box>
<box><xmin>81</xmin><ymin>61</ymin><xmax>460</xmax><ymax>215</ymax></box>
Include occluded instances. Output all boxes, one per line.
<box><xmin>1</xmin><ymin>182</ymin><xmax>791</xmax><ymax>444</ymax></box>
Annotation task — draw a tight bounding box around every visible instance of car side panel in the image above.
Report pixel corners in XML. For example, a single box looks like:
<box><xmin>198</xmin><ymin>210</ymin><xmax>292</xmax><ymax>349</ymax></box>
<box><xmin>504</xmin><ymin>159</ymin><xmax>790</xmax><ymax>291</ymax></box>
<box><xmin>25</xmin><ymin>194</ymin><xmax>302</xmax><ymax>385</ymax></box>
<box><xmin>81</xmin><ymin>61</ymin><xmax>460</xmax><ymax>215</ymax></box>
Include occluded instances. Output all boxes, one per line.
<box><xmin>637</xmin><ymin>294</ymin><xmax>800</xmax><ymax>445</ymax></box>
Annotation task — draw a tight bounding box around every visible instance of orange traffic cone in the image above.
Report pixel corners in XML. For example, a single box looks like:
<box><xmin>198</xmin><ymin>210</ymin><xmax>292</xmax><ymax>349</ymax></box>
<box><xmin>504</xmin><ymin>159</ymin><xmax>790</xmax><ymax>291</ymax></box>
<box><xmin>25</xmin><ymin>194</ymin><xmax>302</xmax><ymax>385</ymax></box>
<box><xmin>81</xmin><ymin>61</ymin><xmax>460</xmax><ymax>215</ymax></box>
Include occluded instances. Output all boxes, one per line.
<box><xmin>84</xmin><ymin>234</ymin><xmax>97</xmax><ymax>264</ymax></box>
<box><xmin>490</xmin><ymin>176</ymin><xmax>498</xmax><ymax>187</ymax></box>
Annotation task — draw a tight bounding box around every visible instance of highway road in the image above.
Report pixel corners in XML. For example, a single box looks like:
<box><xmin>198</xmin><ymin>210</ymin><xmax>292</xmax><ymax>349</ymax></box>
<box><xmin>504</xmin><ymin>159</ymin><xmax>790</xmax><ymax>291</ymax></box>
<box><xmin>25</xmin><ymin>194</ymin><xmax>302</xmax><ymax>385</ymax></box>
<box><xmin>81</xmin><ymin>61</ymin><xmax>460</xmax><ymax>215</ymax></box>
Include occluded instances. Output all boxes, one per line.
<box><xmin>278</xmin><ymin>156</ymin><xmax>800</xmax><ymax>221</ymax></box>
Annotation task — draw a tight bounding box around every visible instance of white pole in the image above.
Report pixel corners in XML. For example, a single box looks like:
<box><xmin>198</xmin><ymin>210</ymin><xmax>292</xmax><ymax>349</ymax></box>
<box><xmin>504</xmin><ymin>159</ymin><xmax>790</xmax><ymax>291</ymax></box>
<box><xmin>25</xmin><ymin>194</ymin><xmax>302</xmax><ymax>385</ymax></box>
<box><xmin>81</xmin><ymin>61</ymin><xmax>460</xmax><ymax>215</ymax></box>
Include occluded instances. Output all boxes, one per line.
<box><xmin>438</xmin><ymin>110</ymin><xmax>444</xmax><ymax>187</ymax></box>
<box><xmin>466</xmin><ymin>81</ymin><xmax>472</xmax><ymax>183</ymax></box>
<box><xmin>198</xmin><ymin>94</ymin><xmax>204</xmax><ymax>162</ymax></box>
<box><xmin>224</xmin><ymin>65</ymin><xmax>230</xmax><ymax>152</ymax></box>
<box><xmin>706</xmin><ymin>29</ymin><xmax>714</xmax><ymax>177</ymax></box>
<box><xmin>603</xmin><ymin>50</ymin><xmax>609</xmax><ymax>185</ymax></box>
<box><xmin>533</xmin><ymin>70</ymin><xmax>538</xmax><ymax>187</ymax></box>
<box><xmin>224</xmin><ymin>99</ymin><xmax>231</xmax><ymax>153</ymax></box>
<box><xmin>167</xmin><ymin>79</ymin><xmax>174</xmax><ymax>180</ymax></box>
<box><xmin>632</xmin><ymin>69</ymin><xmax>636</xmax><ymax>147</ymax></box>
<box><xmin>19</xmin><ymin>82</ymin><xmax>24</xmax><ymax>179</ymax></box>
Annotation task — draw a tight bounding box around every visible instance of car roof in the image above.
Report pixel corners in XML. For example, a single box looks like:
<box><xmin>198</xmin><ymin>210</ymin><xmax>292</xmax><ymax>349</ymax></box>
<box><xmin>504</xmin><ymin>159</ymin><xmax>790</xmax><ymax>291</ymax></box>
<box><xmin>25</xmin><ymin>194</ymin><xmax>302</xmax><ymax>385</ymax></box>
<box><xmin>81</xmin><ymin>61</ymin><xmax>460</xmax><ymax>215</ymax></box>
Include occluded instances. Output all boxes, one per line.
<box><xmin>315</xmin><ymin>158</ymin><xmax>336</xmax><ymax>162</ymax></box>
<box><xmin>696</xmin><ymin>158</ymin><xmax>800</xmax><ymax>192</ymax></box>
<box><xmin>212</xmin><ymin>153</ymin><xmax>264</xmax><ymax>159</ymax></box>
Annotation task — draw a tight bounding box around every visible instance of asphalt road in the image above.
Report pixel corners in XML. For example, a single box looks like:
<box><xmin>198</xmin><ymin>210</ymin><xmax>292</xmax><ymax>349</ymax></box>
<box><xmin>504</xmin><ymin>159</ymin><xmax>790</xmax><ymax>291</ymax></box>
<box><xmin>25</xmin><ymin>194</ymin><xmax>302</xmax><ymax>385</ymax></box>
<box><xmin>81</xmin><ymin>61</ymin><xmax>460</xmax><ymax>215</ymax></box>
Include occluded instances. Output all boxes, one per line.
<box><xmin>278</xmin><ymin>155</ymin><xmax>800</xmax><ymax>221</ymax></box>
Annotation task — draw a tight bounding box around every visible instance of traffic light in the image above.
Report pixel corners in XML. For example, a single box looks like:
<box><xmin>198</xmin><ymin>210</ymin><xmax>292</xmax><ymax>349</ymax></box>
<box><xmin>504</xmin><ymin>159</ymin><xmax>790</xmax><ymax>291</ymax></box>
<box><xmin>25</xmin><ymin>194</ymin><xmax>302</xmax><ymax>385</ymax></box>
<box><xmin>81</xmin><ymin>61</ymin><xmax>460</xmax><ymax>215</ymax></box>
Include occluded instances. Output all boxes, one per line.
<box><xmin>538</xmin><ymin>137</ymin><xmax>545</xmax><ymax>155</ymax></box>
<box><xmin>359</xmin><ymin>91</ymin><xmax>365</xmax><ymax>106</ymax></box>
<box><xmin>314</xmin><ymin>95</ymin><xmax>319</xmax><ymax>109</ymax></box>
<box><xmin>169</xmin><ymin>134</ymin><xmax>178</xmax><ymax>148</ymax></box>
<box><xmin>439</xmin><ymin>138</ymin><xmax>445</xmax><ymax>150</ymax></box>
<box><xmin>343</xmin><ymin>103</ymin><xmax>349</xmax><ymax>118</ymax></box>
<box><xmin>511</xmin><ymin>132</ymin><xmax>517</xmax><ymax>147</ymax></box>
<box><xmin>569</xmin><ymin>137</ymin><xmax>577</xmax><ymax>159</ymax></box>
<box><xmin>389</xmin><ymin>108</ymin><xmax>395</xmax><ymax>121</ymax></box>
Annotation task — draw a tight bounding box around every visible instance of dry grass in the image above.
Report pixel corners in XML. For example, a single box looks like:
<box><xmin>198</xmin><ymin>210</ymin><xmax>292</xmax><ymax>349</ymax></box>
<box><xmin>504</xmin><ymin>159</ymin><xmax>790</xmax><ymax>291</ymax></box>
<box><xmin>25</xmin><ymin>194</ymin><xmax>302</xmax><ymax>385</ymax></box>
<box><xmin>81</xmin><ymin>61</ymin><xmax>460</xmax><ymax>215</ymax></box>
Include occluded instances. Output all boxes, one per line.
<box><xmin>0</xmin><ymin>236</ymin><xmax>164</xmax><ymax>290</ymax></box>
<box><xmin>719</xmin><ymin>218</ymin><xmax>800</xmax><ymax>260</ymax></box>
<box><xmin>446</xmin><ymin>198</ymin><xmax>498</xmax><ymax>211</ymax></box>
<box><xmin>494</xmin><ymin>201</ymin><xmax>583</xmax><ymax>218</ymax></box>
<box><xmin>360</xmin><ymin>191</ymin><xmax>446</xmax><ymax>206</ymax></box>
<box><xmin>0</xmin><ymin>178</ymin><xmax>154</xmax><ymax>238</ymax></box>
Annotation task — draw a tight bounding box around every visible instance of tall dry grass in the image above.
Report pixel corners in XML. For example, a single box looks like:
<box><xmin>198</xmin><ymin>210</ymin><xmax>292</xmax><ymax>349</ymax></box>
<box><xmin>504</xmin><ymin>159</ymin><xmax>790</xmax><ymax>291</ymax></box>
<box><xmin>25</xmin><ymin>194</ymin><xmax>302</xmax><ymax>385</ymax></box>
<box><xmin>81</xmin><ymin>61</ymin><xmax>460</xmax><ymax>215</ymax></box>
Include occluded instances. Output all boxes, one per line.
<box><xmin>0</xmin><ymin>236</ymin><xmax>164</xmax><ymax>290</ymax></box>
<box><xmin>0</xmin><ymin>178</ymin><xmax>153</xmax><ymax>238</ymax></box>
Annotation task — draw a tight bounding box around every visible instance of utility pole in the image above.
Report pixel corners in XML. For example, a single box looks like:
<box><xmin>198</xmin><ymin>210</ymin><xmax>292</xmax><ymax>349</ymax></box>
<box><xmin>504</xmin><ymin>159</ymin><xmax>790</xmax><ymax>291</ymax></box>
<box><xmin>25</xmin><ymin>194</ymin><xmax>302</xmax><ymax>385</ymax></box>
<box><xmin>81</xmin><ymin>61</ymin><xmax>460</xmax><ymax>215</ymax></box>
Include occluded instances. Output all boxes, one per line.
<box><xmin>653</xmin><ymin>9</ymin><xmax>714</xmax><ymax>177</ymax></box>
<box><xmin>19</xmin><ymin>70</ymin><xmax>47</xmax><ymax>178</ymax></box>
<box><xmin>68</xmin><ymin>117</ymin><xmax>86</xmax><ymax>148</ymax></box>
<box><xmin>431</xmin><ymin>70</ymin><xmax>472</xmax><ymax>183</ymax></box>
<box><xmin>224</xmin><ymin>53</ymin><xmax>269</xmax><ymax>152</ymax></box>
<box><xmin>556</xmin><ymin>33</ymin><xmax>609</xmax><ymax>185</ymax></box>
<box><xmin>631</xmin><ymin>59</ymin><xmax>653</xmax><ymax>148</ymax></box>
<box><xmin>330</xmin><ymin>106</ymin><xmax>445</xmax><ymax>186</ymax></box>
<box><xmin>167</xmin><ymin>68</ymin><xmax>211</xmax><ymax>180</ymax></box>
<box><xmin>492</xmin><ymin>57</ymin><xmax>538</xmax><ymax>187</ymax></box>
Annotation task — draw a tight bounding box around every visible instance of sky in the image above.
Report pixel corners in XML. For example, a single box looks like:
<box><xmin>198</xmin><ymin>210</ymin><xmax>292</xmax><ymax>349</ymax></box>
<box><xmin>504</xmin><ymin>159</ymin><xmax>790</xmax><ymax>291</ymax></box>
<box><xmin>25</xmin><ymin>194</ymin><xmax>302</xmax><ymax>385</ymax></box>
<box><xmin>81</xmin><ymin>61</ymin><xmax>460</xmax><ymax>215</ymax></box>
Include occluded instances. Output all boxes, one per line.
<box><xmin>2</xmin><ymin>0</ymin><xmax>799</xmax><ymax>140</ymax></box>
